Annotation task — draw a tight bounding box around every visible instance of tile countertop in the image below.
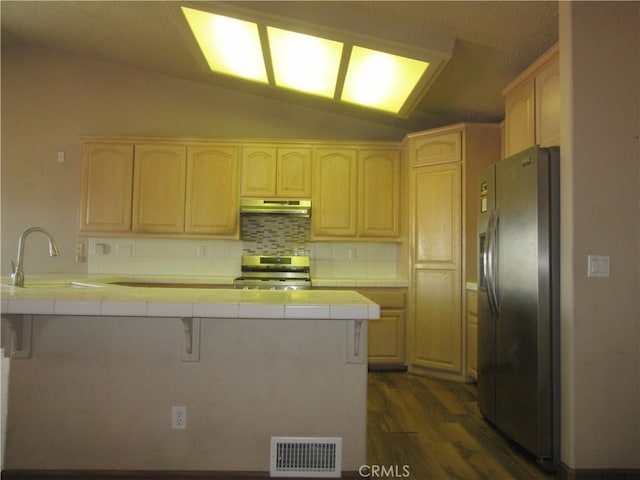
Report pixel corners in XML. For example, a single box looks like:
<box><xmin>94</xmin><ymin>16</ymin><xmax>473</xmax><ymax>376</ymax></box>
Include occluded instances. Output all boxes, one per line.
<box><xmin>0</xmin><ymin>274</ymin><xmax>380</xmax><ymax>320</ymax></box>
<box><xmin>313</xmin><ymin>278</ymin><xmax>409</xmax><ymax>288</ymax></box>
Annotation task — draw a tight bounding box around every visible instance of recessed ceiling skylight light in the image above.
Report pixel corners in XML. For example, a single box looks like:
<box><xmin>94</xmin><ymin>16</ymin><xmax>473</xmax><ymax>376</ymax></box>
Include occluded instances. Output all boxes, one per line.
<box><xmin>267</xmin><ymin>27</ymin><xmax>343</xmax><ymax>98</ymax></box>
<box><xmin>177</xmin><ymin>5</ymin><xmax>451</xmax><ymax>117</ymax></box>
<box><xmin>181</xmin><ymin>6</ymin><xmax>267</xmax><ymax>83</ymax></box>
<box><xmin>342</xmin><ymin>47</ymin><xmax>429</xmax><ymax>114</ymax></box>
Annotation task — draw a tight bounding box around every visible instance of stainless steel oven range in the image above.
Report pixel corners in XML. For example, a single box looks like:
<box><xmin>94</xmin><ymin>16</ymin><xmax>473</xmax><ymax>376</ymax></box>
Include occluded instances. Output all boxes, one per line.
<box><xmin>233</xmin><ymin>255</ymin><xmax>311</xmax><ymax>290</ymax></box>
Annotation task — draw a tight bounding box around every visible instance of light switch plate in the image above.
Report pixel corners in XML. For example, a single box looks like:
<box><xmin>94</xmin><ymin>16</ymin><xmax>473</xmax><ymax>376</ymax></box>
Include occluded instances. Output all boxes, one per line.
<box><xmin>587</xmin><ymin>255</ymin><xmax>610</xmax><ymax>277</ymax></box>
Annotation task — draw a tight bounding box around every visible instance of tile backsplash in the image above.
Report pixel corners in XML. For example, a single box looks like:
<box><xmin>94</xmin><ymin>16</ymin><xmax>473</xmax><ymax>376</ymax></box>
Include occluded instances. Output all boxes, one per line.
<box><xmin>88</xmin><ymin>237</ymin><xmax>399</xmax><ymax>280</ymax></box>
<box><xmin>241</xmin><ymin>214</ymin><xmax>310</xmax><ymax>255</ymax></box>
<box><xmin>88</xmin><ymin>208</ymin><xmax>399</xmax><ymax>280</ymax></box>
<box><xmin>88</xmin><ymin>238</ymin><xmax>243</xmax><ymax>278</ymax></box>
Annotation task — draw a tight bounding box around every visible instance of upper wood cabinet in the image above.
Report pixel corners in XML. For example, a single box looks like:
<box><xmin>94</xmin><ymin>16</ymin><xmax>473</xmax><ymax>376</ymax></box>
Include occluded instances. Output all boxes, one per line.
<box><xmin>79</xmin><ymin>137</ymin><xmax>400</xmax><ymax>241</ymax></box>
<box><xmin>535</xmin><ymin>55</ymin><xmax>560</xmax><ymax>148</ymax></box>
<box><xmin>504</xmin><ymin>77</ymin><xmax>535</xmax><ymax>156</ymax></box>
<box><xmin>359</xmin><ymin>149</ymin><xmax>401</xmax><ymax>238</ymax></box>
<box><xmin>132</xmin><ymin>144</ymin><xmax>186</xmax><ymax>233</ymax></box>
<box><xmin>278</xmin><ymin>147</ymin><xmax>312</xmax><ymax>197</ymax></box>
<box><xmin>312</xmin><ymin>147</ymin><xmax>402</xmax><ymax>240</ymax></box>
<box><xmin>185</xmin><ymin>145</ymin><xmax>239</xmax><ymax>235</ymax></box>
<box><xmin>312</xmin><ymin>148</ymin><xmax>358</xmax><ymax>237</ymax></box>
<box><xmin>503</xmin><ymin>43</ymin><xmax>559</xmax><ymax>156</ymax></box>
<box><xmin>240</xmin><ymin>146</ymin><xmax>276</xmax><ymax>197</ymax></box>
<box><xmin>241</xmin><ymin>145</ymin><xmax>311</xmax><ymax>198</ymax></box>
<box><xmin>410</xmin><ymin>131</ymin><xmax>462</xmax><ymax>167</ymax></box>
<box><xmin>79</xmin><ymin>143</ymin><xmax>134</xmax><ymax>233</ymax></box>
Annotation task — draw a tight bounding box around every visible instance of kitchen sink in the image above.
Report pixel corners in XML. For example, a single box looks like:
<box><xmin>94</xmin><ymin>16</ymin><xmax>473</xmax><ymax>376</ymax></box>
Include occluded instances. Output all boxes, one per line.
<box><xmin>111</xmin><ymin>281</ymin><xmax>227</xmax><ymax>289</ymax></box>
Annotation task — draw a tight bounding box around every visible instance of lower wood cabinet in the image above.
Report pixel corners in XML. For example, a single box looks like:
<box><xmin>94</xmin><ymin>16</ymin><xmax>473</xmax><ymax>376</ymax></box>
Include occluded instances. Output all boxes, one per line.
<box><xmin>466</xmin><ymin>288</ymin><xmax>478</xmax><ymax>380</ymax></box>
<box><xmin>357</xmin><ymin>288</ymin><xmax>406</xmax><ymax>367</ymax></box>
<box><xmin>319</xmin><ymin>287</ymin><xmax>407</xmax><ymax>367</ymax></box>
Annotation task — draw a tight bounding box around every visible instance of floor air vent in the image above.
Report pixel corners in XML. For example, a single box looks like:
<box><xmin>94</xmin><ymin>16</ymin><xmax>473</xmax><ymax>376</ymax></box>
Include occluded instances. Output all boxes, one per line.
<box><xmin>270</xmin><ymin>436</ymin><xmax>342</xmax><ymax>478</ymax></box>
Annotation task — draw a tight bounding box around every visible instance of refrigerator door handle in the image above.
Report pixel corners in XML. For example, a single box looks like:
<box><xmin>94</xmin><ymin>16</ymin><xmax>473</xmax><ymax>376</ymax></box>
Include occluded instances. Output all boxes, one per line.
<box><xmin>484</xmin><ymin>210</ymin><xmax>496</xmax><ymax>315</ymax></box>
<box><xmin>485</xmin><ymin>209</ymin><xmax>500</xmax><ymax>315</ymax></box>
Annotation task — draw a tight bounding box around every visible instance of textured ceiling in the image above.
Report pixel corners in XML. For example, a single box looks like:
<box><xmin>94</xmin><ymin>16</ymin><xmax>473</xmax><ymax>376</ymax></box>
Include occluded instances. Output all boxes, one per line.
<box><xmin>0</xmin><ymin>1</ymin><xmax>559</xmax><ymax>130</ymax></box>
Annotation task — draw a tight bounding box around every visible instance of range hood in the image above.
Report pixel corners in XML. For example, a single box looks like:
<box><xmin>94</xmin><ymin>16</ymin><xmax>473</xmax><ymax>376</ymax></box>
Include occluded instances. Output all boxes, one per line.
<box><xmin>240</xmin><ymin>198</ymin><xmax>311</xmax><ymax>216</ymax></box>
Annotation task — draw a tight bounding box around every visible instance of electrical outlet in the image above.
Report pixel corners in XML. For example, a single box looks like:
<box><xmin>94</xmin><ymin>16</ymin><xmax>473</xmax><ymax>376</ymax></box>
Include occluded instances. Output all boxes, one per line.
<box><xmin>172</xmin><ymin>406</ymin><xmax>187</xmax><ymax>429</ymax></box>
<box><xmin>117</xmin><ymin>243</ymin><xmax>133</xmax><ymax>256</ymax></box>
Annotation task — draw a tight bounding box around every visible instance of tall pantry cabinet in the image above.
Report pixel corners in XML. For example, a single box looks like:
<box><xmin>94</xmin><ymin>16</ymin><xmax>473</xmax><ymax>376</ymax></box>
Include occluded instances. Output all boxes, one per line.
<box><xmin>405</xmin><ymin>124</ymin><xmax>501</xmax><ymax>380</ymax></box>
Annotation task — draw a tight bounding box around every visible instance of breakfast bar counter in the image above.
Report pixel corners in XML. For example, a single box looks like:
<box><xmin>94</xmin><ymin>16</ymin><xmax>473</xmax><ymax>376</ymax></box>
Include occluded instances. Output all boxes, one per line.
<box><xmin>1</xmin><ymin>276</ymin><xmax>377</xmax><ymax>476</ymax></box>
<box><xmin>1</xmin><ymin>278</ymin><xmax>380</xmax><ymax>319</ymax></box>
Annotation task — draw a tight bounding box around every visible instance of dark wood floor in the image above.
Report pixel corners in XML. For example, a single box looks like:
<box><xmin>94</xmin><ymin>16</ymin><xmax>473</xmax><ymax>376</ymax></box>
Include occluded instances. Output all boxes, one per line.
<box><xmin>368</xmin><ymin>372</ymin><xmax>558</xmax><ymax>480</ymax></box>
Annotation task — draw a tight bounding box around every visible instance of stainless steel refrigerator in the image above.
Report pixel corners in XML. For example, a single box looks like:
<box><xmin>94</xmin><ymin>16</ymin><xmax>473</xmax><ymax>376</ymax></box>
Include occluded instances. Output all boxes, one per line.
<box><xmin>477</xmin><ymin>145</ymin><xmax>560</xmax><ymax>472</ymax></box>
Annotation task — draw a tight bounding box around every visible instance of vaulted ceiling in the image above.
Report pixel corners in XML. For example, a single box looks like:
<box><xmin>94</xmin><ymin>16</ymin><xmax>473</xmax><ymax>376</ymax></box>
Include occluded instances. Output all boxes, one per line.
<box><xmin>0</xmin><ymin>1</ymin><xmax>559</xmax><ymax>131</ymax></box>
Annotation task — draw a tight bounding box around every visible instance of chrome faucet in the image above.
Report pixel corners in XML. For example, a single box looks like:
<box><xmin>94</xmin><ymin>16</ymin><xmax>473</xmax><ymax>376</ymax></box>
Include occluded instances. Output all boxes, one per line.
<box><xmin>11</xmin><ymin>227</ymin><xmax>60</xmax><ymax>287</ymax></box>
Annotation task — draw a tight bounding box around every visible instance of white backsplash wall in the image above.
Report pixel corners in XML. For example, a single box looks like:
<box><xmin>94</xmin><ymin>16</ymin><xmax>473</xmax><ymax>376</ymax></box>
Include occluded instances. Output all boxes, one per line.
<box><xmin>88</xmin><ymin>238</ymin><xmax>244</xmax><ymax>278</ymax></box>
<box><xmin>88</xmin><ymin>237</ymin><xmax>399</xmax><ymax>280</ymax></box>
<box><xmin>311</xmin><ymin>242</ymin><xmax>398</xmax><ymax>279</ymax></box>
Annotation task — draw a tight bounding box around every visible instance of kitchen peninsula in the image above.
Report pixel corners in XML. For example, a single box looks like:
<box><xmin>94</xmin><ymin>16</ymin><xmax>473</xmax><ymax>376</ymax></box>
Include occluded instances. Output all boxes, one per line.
<box><xmin>1</xmin><ymin>279</ymin><xmax>378</xmax><ymax>476</ymax></box>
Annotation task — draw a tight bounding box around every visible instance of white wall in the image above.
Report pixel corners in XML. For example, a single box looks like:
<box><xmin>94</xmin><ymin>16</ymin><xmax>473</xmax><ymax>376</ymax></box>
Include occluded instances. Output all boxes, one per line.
<box><xmin>559</xmin><ymin>2</ymin><xmax>640</xmax><ymax>470</ymax></box>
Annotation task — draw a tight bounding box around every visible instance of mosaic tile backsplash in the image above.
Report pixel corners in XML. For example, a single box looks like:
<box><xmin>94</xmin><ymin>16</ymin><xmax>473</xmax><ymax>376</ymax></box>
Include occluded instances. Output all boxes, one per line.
<box><xmin>241</xmin><ymin>214</ymin><xmax>310</xmax><ymax>255</ymax></box>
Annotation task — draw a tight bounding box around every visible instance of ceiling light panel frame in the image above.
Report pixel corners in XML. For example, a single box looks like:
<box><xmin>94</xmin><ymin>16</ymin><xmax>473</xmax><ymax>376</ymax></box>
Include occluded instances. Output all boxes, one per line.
<box><xmin>173</xmin><ymin>2</ymin><xmax>454</xmax><ymax>118</ymax></box>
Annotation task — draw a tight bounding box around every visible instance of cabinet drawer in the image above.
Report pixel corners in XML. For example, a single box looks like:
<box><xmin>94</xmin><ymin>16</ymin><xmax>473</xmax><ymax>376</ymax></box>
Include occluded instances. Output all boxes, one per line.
<box><xmin>357</xmin><ymin>288</ymin><xmax>406</xmax><ymax>309</ymax></box>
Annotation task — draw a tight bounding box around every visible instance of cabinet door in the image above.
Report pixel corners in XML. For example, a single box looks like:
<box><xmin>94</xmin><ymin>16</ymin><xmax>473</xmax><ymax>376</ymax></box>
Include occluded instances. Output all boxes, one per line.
<box><xmin>132</xmin><ymin>144</ymin><xmax>186</xmax><ymax>233</ymax></box>
<box><xmin>466</xmin><ymin>289</ymin><xmax>478</xmax><ymax>380</ymax></box>
<box><xmin>410</xmin><ymin>163</ymin><xmax>462</xmax><ymax>374</ymax></box>
<box><xmin>312</xmin><ymin>148</ymin><xmax>357</xmax><ymax>237</ymax></box>
<box><xmin>360</xmin><ymin>288</ymin><xmax>406</xmax><ymax>366</ymax></box>
<box><xmin>412</xmin><ymin>268</ymin><xmax>462</xmax><ymax>373</ymax></box>
<box><xmin>411</xmin><ymin>131</ymin><xmax>461</xmax><ymax>167</ymax></box>
<box><xmin>368</xmin><ymin>310</ymin><xmax>406</xmax><ymax>365</ymax></box>
<box><xmin>504</xmin><ymin>77</ymin><xmax>535</xmax><ymax>157</ymax></box>
<box><xmin>535</xmin><ymin>55</ymin><xmax>560</xmax><ymax>148</ymax></box>
<box><xmin>241</xmin><ymin>146</ymin><xmax>277</xmax><ymax>197</ymax></box>
<box><xmin>79</xmin><ymin>143</ymin><xmax>133</xmax><ymax>233</ymax></box>
<box><xmin>185</xmin><ymin>145</ymin><xmax>239</xmax><ymax>235</ymax></box>
<box><xmin>359</xmin><ymin>149</ymin><xmax>400</xmax><ymax>238</ymax></box>
<box><xmin>277</xmin><ymin>147</ymin><xmax>312</xmax><ymax>197</ymax></box>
